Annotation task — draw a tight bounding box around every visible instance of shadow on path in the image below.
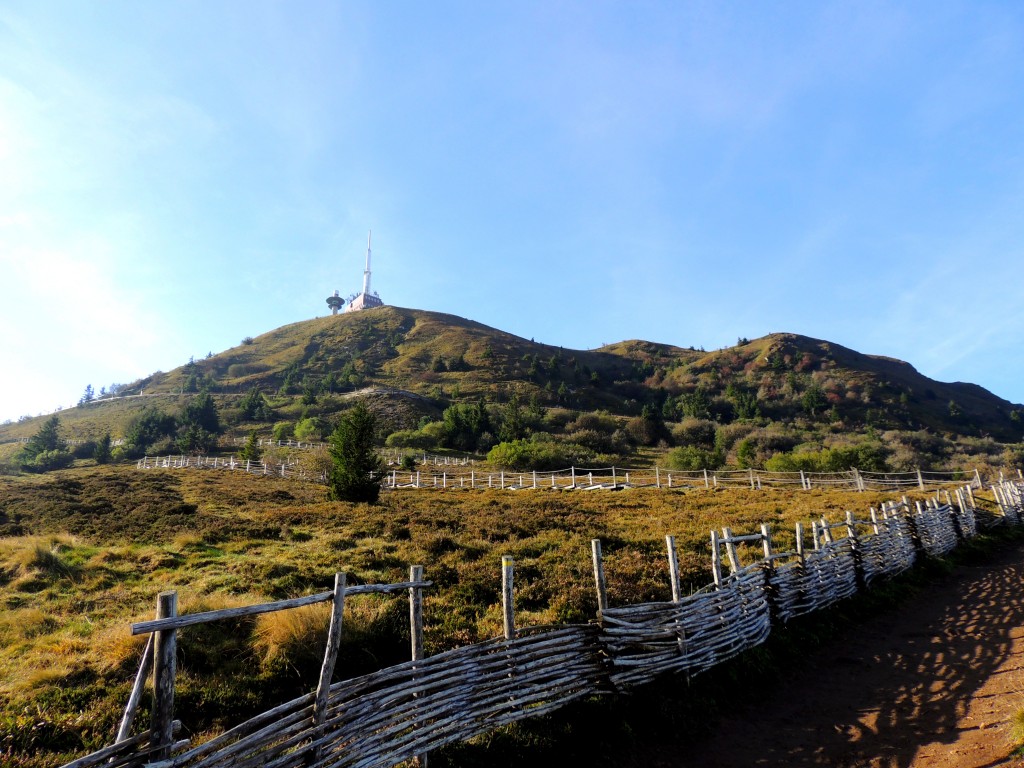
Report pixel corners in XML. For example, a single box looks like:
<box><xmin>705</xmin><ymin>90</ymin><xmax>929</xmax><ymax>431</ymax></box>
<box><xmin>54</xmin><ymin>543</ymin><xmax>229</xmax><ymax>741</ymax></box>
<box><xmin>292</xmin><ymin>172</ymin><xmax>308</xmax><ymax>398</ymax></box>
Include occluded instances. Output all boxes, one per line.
<box><xmin>640</xmin><ymin>542</ymin><xmax>1024</xmax><ymax>768</ymax></box>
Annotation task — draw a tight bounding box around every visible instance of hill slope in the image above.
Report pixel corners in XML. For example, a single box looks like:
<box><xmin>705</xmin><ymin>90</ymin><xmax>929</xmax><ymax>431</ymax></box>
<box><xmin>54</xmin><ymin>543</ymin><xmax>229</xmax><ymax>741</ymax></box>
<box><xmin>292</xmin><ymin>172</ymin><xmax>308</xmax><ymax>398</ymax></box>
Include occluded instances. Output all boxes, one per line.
<box><xmin>2</xmin><ymin>307</ymin><xmax>1021</xmax><ymax>466</ymax></box>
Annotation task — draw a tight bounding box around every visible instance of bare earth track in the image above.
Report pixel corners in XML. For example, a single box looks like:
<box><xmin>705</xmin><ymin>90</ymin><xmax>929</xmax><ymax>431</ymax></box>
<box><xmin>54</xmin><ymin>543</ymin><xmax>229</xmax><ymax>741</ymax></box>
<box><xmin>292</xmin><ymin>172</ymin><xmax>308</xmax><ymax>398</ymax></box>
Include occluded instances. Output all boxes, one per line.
<box><xmin>631</xmin><ymin>539</ymin><xmax>1024</xmax><ymax>768</ymax></box>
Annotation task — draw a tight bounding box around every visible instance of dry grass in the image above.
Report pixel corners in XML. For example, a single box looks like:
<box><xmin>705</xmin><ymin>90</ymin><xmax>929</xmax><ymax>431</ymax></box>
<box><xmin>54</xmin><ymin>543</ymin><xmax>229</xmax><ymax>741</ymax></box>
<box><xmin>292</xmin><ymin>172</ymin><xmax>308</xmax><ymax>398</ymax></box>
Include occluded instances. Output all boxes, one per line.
<box><xmin>0</xmin><ymin>463</ymin><xmax>978</xmax><ymax>767</ymax></box>
<box><xmin>253</xmin><ymin>604</ymin><xmax>331</xmax><ymax>671</ymax></box>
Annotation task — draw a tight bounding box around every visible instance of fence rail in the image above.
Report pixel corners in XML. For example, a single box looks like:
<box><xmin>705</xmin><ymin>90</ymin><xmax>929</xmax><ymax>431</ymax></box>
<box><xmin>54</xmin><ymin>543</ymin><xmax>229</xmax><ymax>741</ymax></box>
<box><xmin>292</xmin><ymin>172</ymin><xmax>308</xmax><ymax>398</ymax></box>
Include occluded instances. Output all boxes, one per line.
<box><xmin>60</xmin><ymin>480</ymin><xmax>1024</xmax><ymax>768</ymax></box>
<box><xmin>138</xmin><ymin>454</ymin><xmax>994</xmax><ymax>492</ymax></box>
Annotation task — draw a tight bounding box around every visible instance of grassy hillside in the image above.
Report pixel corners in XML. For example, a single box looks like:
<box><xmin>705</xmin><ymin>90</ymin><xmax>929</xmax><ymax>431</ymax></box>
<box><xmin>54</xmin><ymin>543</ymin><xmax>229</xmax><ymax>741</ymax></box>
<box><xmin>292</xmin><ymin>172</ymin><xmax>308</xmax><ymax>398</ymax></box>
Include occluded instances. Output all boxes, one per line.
<box><xmin>2</xmin><ymin>306</ymin><xmax>1022</xmax><ymax>474</ymax></box>
<box><xmin>0</xmin><ymin>463</ymin><xmax>946</xmax><ymax>767</ymax></box>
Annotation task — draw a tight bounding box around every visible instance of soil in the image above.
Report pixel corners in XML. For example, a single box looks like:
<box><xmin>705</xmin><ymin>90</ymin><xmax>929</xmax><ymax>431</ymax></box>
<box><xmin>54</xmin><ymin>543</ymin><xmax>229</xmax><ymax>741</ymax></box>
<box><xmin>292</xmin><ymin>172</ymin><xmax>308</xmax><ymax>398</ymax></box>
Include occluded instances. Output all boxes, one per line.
<box><xmin>635</xmin><ymin>539</ymin><xmax>1024</xmax><ymax>768</ymax></box>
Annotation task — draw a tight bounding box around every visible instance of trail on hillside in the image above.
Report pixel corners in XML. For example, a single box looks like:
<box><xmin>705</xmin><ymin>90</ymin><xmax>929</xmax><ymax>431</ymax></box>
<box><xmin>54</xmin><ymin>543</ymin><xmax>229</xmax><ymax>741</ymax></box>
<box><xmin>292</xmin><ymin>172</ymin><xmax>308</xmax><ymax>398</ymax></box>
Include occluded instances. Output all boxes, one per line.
<box><xmin>628</xmin><ymin>540</ymin><xmax>1024</xmax><ymax>768</ymax></box>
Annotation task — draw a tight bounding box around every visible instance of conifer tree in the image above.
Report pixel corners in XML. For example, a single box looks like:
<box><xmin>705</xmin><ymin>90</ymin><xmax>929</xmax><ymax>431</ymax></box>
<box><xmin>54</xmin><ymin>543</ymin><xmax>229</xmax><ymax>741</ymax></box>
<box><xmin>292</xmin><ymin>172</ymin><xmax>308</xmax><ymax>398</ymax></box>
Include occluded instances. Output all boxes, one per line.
<box><xmin>328</xmin><ymin>403</ymin><xmax>385</xmax><ymax>503</ymax></box>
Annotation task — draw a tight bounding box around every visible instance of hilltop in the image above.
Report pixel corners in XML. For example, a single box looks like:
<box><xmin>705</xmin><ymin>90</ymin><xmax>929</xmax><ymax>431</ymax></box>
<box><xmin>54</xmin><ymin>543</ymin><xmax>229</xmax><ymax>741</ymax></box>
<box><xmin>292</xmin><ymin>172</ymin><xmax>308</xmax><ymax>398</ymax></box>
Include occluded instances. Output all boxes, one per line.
<box><xmin>2</xmin><ymin>306</ymin><xmax>1021</xmax><ymax>472</ymax></box>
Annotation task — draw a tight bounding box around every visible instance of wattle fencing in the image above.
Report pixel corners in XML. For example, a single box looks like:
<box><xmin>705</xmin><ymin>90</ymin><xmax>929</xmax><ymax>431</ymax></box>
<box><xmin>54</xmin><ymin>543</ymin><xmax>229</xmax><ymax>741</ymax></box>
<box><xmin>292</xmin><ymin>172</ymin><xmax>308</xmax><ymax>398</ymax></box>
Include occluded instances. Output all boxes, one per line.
<box><xmin>61</xmin><ymin>481</ymin><xmax>1024</xmax><ymax>768</ymax></box>
<box><xmin>137</xmin><ymin>453</ymin><xmax>993</xmax><ymax>493</ymax></box>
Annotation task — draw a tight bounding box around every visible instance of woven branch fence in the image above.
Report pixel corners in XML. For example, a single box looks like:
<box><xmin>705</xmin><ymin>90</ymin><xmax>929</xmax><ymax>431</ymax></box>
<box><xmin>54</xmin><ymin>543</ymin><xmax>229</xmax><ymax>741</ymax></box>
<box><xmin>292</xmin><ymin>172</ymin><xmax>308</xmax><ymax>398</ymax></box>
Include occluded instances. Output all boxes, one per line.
<box><xmin>138</xmin><ymin>454</ymin><xmax>995</xmax><ymax>493</ymax></box>
<box><xmin>62</xmin><ymin>481</ymin><xmax>1024</xmax><ymax>768</ymax></box>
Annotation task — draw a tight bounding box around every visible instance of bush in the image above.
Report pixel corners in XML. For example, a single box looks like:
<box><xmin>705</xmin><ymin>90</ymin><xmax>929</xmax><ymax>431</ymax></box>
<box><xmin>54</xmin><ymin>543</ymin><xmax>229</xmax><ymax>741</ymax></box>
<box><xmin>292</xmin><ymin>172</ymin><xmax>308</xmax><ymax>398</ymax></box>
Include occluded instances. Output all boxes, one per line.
<box><xmin>294</xmin><ymin>417</ymin><xmax>324</xmax><ymax>442</ymax></box>
<box><xmin>664</xmin><ymin>446</ymin><xmax>724</xmax><ymax>471</ymax></box>
<box><xmin>385</xmin><ymin>427</ymin><xmax>439</xmax><ymax>450</ymax></box>
<box><xmin>764</xmin><ymin>443</ymin><xmax>889</xmax><ymax>473</ymax></box>
<box><xmin>124</xmin><ymin>407</ymin><xmax>177</xmax><ymax>453</ymax></box>
<box><xmin>487</xmin><ymin>438</ymin><xmax>594</xmax><ymax>471</ymax></box>
<box><xmin>20</xmin><ymin>449</ymin><xmax>74</xmax><ymax>473</ymax></box>
<box><xmin>272</xmin><ymin>422</ymin><xmax>294</xmax><ymax>442</ymax></box>
<box><xmin>671</xmin><ymin>418</ymin><xmax>717</xmax><ymax>450</ymax></box>
<box><xmin>15</xmin><ymin>416</ymin><xmax>74</xmax><ymax>472</ymax></box>
<box><xmin>70</xmin><ymin>441</ymin><xmax>97</xmax><ymax>460</ymax></box>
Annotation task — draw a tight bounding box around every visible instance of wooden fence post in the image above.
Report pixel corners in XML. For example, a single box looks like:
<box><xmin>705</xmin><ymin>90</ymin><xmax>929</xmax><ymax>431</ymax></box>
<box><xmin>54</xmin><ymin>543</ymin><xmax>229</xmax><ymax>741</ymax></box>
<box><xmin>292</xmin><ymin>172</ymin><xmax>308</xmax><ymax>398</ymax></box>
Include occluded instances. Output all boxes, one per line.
<box><xmin>916</xmin><ymin>468</ymin><xmax>924</xmax><ymax>489</ymax></box>
<box><xmin>501</xmin><ymin>556</ymin><xmax>515</xmax><ymax>640</ymax></box>
<box><xmin>409</xmin><ymin>565</ymin><xmax>424</xmax><ymax>662</ymax></box>
<box><xmin>314</xmin><ymin>573</ymin><xmax>346</xmax><ymax>736</ymax></box>
<box><xmin>794</xmin><ymin>522</ymin><xmax>805</xmax><ymax>566</ymax></box>
<box><xmin>665</xmin><ymin>535</ymin><xmax>682</xmax><ymax>602</ymax></box>
<box><xmin>409</xmin><ymin>565</ymin><xmax>428</xmax><ymax>768</ymax></box>
<box><xmin>845</xmin><ymin>510</ymin><xmax>865</xmax><ymax>590</ymax></box>
<box><xmin>151</xmin><ymin>591</ymin><xmax>178</xmax><ymax>760</ymax></box>
<box><xmin>591</xmin><ymin>540</ymin><xmax>608</xmax><ymax>615</ymax></box>
<box><xmin>710</xmin><ymin>530</ymin><xmax>724</xmax><ymax>587</ymax></box>
<box><xmin>116</xmin><ymin>634</ymin><xmax>153</xmax><ymax>743</ymax></box>
<box><xmin>760</xmin><ymin>523</ymin><xmax>778</xmax><ymax>623</ymax></box>
<box><xmin>721</xmin><ymin>527</ymin><xmax>741</xmax><ymax>575</ymax></box>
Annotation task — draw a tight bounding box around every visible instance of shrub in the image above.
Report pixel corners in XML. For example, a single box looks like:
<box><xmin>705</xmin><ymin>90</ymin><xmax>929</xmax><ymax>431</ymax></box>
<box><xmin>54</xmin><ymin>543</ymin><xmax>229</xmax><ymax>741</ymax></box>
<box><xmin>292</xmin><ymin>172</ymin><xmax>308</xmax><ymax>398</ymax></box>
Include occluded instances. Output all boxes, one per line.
<box><xmin>671</xmin><ymin>418</ymin><xmax>717</xmax><ymax>450</ymax></box>
<box><xmin>764</xmin><ymin>443</ymin><xmax>890</xmax><ymax>473</ymax></box>
<box><xmin>664</xmin><ymin>446</ymin><xmax>724</xmax><ymax>471</ymax></box>
<box><xmin>487</xmin><ymin>439</ymin><xmax>594</xmax><ymax>471</ymax></box>
<box><xmin>21</xmin><ymin>449</ymin><xmax>74</xmax><ymax>473</ymax></box>
<box><xmin>294</xmin><ymin>417</ymin><xmax>324</xmax><ymax>442</ymax></box>
<box><xmin>272</xmin><ymin>422</ymin><xmax>294</xmax><ymax>442</ymax></box>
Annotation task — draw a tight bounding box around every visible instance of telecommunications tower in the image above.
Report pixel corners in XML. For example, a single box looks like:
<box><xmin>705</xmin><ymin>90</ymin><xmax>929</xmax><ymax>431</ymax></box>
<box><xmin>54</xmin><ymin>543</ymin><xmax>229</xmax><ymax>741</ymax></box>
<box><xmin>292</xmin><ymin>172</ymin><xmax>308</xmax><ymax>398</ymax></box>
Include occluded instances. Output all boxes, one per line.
<box><xmin>344</xmin><ymin>231</ymin><xmax>384</xmax><ymax>312</ymax></box>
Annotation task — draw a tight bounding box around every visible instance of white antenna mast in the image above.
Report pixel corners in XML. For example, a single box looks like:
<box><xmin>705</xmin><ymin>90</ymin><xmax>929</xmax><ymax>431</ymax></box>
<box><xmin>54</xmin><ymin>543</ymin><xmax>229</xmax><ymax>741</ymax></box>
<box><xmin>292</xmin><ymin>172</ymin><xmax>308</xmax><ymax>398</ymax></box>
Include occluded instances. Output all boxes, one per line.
<box><xmin>362</xmin><ymin>230</ymin><xmax>372</xmax><ymax>297</ymax></box>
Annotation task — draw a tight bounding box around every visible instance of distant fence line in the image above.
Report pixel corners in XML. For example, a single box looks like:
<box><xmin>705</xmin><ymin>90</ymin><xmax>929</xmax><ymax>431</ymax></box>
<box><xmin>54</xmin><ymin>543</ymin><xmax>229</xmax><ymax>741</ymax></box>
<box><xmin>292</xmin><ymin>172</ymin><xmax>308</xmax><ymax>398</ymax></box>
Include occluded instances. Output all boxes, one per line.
<box><xmin>232</xmin><ymin>439</ymin><xmax>476</xmax><ymax>467</ymax></box>
<box><xmin>138</xmin><ymin>453</ymin><xmax>993</xmax><ymax>492</ymax></box>
<box><xmin>61</xmin><ymin>481</ymin><xmax>1024</xmax><ymax>768</ymax></box>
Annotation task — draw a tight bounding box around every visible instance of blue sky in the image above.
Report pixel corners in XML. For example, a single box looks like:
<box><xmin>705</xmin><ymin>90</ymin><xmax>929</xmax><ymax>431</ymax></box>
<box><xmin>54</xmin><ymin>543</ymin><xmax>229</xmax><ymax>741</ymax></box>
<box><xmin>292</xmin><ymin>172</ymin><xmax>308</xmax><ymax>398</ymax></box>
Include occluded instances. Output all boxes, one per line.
<box><xmin>2</xmin><ymin>1</ymin><xmax>1023</xmax><ymax>422</ymax></box>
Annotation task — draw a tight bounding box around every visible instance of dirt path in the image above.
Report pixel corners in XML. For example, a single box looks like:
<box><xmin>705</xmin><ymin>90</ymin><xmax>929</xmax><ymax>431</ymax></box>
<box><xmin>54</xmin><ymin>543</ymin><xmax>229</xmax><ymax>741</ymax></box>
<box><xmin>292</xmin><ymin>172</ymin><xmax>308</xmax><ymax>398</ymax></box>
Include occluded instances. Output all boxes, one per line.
<box><xmin>634</xmin><ymin>540</ymin><xmax>1024</xmax><ymax>768</ymax></box>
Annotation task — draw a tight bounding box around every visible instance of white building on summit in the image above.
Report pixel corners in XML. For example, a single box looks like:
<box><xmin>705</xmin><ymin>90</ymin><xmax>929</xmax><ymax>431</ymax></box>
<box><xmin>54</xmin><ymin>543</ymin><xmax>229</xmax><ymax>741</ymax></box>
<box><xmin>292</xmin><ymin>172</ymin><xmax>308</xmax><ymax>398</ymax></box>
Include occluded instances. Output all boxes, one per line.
<box><xmin>325</xmin><ymin>231</ymin><xmax>384</xmax><ymax>315</ymax></box>
<box><xmin>345</xmin><ymin>231</ymin><xmax>383</xmax><ymax>312</ymax></box>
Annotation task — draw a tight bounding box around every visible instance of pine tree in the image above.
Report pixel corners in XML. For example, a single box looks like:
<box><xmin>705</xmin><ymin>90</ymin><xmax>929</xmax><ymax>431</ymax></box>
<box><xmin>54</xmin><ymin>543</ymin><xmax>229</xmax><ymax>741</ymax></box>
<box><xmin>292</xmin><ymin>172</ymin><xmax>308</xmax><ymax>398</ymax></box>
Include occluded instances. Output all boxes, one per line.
<box><xmin>94</xmin><ymin>432</ymin><xmax>112</xmax><ymax>464</ymax></box>
<box><xmin>239</xmin><ymin>430</ymin><xmax>262</xmax><ymax>463</ymax></box>
<box><xmin>328</xmin><ymin>403</ymin><xmax>385</xmax><ymax>503</ymax></box>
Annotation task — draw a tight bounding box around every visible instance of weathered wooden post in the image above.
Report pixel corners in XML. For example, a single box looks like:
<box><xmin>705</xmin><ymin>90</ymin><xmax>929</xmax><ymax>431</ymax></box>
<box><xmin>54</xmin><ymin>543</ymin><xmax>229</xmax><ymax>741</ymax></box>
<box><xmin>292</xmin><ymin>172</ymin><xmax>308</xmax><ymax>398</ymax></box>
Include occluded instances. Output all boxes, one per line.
<box><xmin>591</xmin><ymin>539</ymin><xmax>608</xmax><ymax>614</ymax></box>
<box><xmin>916</xmin><ymin>468</ymin><xmax>925</xmax><ymax>489</ymax></box>
<box><xmin>794</xmin><ymin>522</ymin><xmax>806</xmax><ymax>566</ymax></box>
<box><xmin>710</xmin><ymin>530</ymin><xmax>724</xmax><ymax>587</ymax></box>
<box><xmin>501</xmin><ymin>556</ymin><xmax>515</xmax><ymax>640</ymax></box>
<box><xmin>571</xmin><ymin>466</ymin><xmax>576</xmax><ymax>487</ymax></box>
<box><xmin>845</xmin><ymin>510</ymin><xmax>865</xmax><ymax>591</ymax></box>
<box><xmin>409</xmin><ymin>565</ymin><xmax>428</xmax><ymax>768</ymax></box>
<box><xmin>611</xmin><ymin>466</ymin><xmax>617</xmax><ymax>488</ymax></box>
<box><xmin>760</xmin><ymin>523</ymin><xmax>779</xmax><ymax>623</ymax></box>
<box><xmin>703</xmin><ymin>468</ymin><xmax>709</xmax><ymax>489</ymax></box>
<box><xmin>721</xmin><ymin>527</ymin><xmax>741</xmax><ymax>575</ymax></box>
<box><xmin>665</xmin><ymin>535</ymin><xmax>682</xmax><ymax>602</ymax></box>
<box><xmin>655</xmin><ymin>466</ymin><xmax>661</xmax><ymax>488</ymax></box>
<box><xmin>800</xmin><ymin>469</ymin><xmax>807</xmax><ymax>490</ymax></box>
<box><xmin>313</xmin><ymin>574</ymin><xmax>346</xmax><ymax>735</ymax></box>
<box><xmin>409</xmin><ymin>565</ymin><xmax>424</xmax><ymax>661</ymax></box>
<box><xmin>151</xmin><ymin>591</ymin><xmax>178</xmax><ymax>760</ymax></box>
<box><xmin>116</xmin><ymin>635</ymin><xmax>154</xmax><ymax>743</ymax></box>
<box><xmin>665</xmin><ymin>534</ymin><xmax>686</xmax><ymax>655</ymax></box>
